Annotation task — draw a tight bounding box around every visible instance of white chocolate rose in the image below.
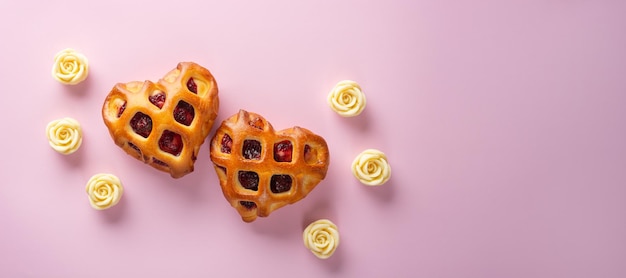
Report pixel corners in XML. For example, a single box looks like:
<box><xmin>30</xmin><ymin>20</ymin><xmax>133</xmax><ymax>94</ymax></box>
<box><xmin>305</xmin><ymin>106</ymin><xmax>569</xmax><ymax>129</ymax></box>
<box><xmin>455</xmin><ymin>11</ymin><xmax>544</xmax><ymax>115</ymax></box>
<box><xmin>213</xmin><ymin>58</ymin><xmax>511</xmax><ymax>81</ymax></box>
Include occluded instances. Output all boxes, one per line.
<box><xmin>303</xmin><ymin>219</ymin><xmax>340</xmax><ymax>259</ymax></box>
<box><xmin>51</xmin><ymin>48</ymin><xmax>89</xmax><ymax>85</ymax></box>
<box><xmin>46</xmin><ymin>117</ymin><xmax>83</xmax><ymax>155</ymax></box>
<box><xmin>327</xmin><ymin>80</ymin><xmax>366</xmax><ymax>117</ymax></box>
<box><xmin>352</xmin><ymin>149</ymin><xmax>391</xmax><ymax>186</ymax></box>
<box><xmin>86</xmin><ymin>173</ymin><xmax>124</xmax><ymax>210</ymax></box>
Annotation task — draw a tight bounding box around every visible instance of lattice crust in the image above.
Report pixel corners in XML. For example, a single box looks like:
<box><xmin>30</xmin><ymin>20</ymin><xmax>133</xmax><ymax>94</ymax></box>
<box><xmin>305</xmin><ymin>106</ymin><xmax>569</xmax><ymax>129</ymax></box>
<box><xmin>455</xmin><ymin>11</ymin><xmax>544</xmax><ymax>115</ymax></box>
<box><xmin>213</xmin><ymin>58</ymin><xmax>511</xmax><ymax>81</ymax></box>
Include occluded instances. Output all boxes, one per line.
<box><xmin>102</xmin><ymin>62</ymin><xmax>219</xmax><ymax>178</ymax></box>
<box><xmin>209</xmin><ymin>110</ymin><xmax>330</xmax><ymax>222</ymax></box>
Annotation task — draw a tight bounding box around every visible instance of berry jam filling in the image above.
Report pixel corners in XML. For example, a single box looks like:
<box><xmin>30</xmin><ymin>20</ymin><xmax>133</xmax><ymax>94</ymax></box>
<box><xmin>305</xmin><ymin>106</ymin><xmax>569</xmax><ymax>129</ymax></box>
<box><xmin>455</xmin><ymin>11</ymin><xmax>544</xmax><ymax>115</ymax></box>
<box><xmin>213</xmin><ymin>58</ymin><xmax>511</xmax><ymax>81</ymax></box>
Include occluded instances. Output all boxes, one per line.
<box><xmin>187</xmin><ymin>78</ymin><xmax>197</xmax><ymax>94</ymax></box>
<box><xmin>117</xmin><ymin>102</ymin><xmax>127</xmax><ymax>118</ymax></box>
<box><xmin>158</xmin><ymin>130</ymin><xmax>183</xmax><ymax>156</ymax></box>
<box><xmin>273</xmin><ymin>140</ymin><xmax>293</xmax><ymax>162</ymax></box>
<box><xmin>242</xmin><ymin>140</ymin><xmax>262</xmax><ymax>160</ymax></box>
<box><xmin>221</xmin><ymin>134</ymin><xmax>232</xmax><ymax>154</ymax></box>
<box><xmin>173</xmin><ymin>100</ymin><xmax>195</xmax><ymax>126</ymax></box>
<box><xmin>248</xmin><ymin>117</ymin><xmax>264</xmax><ymax>130</ymax></box>
<box><xmin>128</xmin><ymin>142</ymin><xmax>142</xmax><ymax>155</ymax></box>
<box><xmin>152</xmin><ymin>157</ymin><xmax>168</xmax><ymax>167</ymax></box>
<box><xmin>148</xmin><ymin>91</ymin><xmax>166</xmax><ymax>109</ymax></box>
<box><xmin>130</xmin><ymin>112</ymin><xmax>153</xmax><ymax>138</ymax></box>
<box><xmin>271</xmin><ymin>175</ymin><xmax>292</xmax><ymax>193</ymax></box>
<box><xmin>240</xmin><ymin>201</ymin><xmax>256</xmax><ymax>210</ymax></box>
<box><xmin>238</xmin><ymin>171</ymin><xmax>259</xmax><ymax>191</ymax></box>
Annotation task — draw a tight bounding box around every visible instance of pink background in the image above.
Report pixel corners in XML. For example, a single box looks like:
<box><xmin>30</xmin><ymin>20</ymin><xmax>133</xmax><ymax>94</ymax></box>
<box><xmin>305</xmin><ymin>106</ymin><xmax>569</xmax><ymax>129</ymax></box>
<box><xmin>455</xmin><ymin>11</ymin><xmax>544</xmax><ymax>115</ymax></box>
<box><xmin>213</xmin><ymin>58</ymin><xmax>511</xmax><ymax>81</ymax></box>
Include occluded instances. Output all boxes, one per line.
<box><xmin>1</xmin><ymin>0</ymin><xmax>625</xmax><ymax>277</ymax></box>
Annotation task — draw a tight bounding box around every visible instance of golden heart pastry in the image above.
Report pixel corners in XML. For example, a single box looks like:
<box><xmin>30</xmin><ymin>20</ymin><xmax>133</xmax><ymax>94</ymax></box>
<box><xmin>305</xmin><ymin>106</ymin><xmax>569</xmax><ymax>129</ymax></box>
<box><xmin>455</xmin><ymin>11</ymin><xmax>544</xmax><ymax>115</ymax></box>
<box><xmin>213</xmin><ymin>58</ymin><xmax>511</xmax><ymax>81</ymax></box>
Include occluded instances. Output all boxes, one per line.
<box><xmin>102</xmin><ymin>62</ymin><xmax>219</xmax><ymax>178</ymax></box>
<box><xmin>209</xmin><ymin>110</ymin><xmax>330</xmax><ymax>222</ymax></box>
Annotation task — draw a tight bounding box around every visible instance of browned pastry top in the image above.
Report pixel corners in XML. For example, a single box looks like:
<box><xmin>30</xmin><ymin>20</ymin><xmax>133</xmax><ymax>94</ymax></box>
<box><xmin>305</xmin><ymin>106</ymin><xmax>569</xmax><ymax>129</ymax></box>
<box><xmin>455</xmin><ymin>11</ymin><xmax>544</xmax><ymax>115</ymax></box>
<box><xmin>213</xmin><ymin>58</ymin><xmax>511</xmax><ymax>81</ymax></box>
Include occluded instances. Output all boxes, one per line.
<box><xmin>102</xmin><ymin>62</ymin><xmax>219</xmax><ymax>178</ymax></box>
<box><xmin>210</xmin><ymin>110</ymin><xmax>329</xmax><ymax>222</ymax></box>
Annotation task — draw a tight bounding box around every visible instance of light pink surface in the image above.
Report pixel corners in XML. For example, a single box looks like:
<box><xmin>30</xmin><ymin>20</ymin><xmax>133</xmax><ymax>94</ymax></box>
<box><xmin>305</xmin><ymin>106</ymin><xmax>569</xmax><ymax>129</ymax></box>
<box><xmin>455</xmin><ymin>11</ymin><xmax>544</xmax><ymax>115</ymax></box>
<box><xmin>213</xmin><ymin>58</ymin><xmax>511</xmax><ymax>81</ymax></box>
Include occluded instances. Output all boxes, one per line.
<box><xmin>1</xmin><ymin>0</ymin><xmax>625</xmax><ymax>277</ymax></box>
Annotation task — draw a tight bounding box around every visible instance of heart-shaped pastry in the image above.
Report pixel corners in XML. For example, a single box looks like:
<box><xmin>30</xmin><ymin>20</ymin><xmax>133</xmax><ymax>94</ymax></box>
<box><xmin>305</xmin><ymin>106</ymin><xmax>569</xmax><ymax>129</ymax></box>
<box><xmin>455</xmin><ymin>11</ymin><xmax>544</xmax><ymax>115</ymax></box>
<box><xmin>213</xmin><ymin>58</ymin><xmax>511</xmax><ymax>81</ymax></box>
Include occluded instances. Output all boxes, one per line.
<box><xmin>209</xmin><ymin>110</ymin><xmax>330</xmax><ymax>222</ymax></box>
<box><xmin>102</xmin><ymin>62</ymin><xmax>219</xmax><ymax>178</ymax></box>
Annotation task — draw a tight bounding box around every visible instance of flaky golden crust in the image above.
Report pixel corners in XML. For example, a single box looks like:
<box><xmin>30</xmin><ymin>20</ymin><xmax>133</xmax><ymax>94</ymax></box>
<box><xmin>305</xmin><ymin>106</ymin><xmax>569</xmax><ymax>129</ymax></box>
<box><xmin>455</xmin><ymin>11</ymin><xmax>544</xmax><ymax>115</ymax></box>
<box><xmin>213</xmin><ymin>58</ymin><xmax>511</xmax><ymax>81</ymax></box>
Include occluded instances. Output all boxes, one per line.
<box><xmin>209</xmin><ymin>110</ymin><xmax>330</xmax><ymax>222</ymax></box>
<box><xmin>102</xmin><ymin>62</ymin><xmax>219</xmax><ymax>178</ymax></box>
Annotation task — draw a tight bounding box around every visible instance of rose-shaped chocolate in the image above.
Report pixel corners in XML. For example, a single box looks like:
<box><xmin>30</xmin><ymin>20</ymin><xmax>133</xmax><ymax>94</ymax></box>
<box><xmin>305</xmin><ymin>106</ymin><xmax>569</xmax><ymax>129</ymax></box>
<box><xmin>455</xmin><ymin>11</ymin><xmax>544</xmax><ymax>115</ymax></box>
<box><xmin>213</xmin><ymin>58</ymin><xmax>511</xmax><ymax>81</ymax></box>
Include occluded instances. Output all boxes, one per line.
<box><xmin>46</xmin><ymin>117</ymin><xmax>83</xmax><ymax>155</ymax></box>
<box><xmin>303</xmin><ymin>219</ymin><xmax>340</xmax><ymax>259</ymax></box>
<box><xmin>86</xmin><ymin>173</ymin><xmax>124</xmax><ymax>210</ymax></box>
<box><xmin>51</xmin><ymin>48</ymin><xmax>89</xmax><ymax>85</ymax></box>
<box><xmin>327</xmin><ymin>80</ymin><xmax>366</xmax><ymax>117</ymax></box>
<box><xmin>351</xmin><ymin>149</ymin><xmax>391</xmax><ymax>186</ymax></box>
